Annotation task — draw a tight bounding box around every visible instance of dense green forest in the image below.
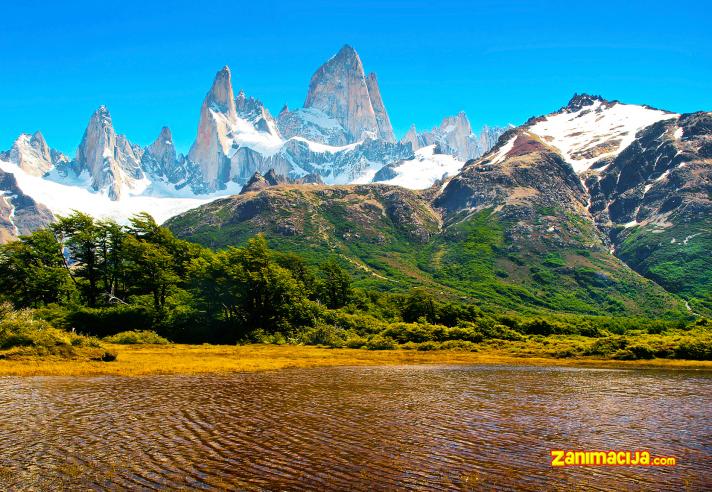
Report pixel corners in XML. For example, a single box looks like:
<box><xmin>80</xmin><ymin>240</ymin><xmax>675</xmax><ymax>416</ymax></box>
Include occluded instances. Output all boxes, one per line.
<box><xmin>0</xmin><ymin>212</ymin><xmax>710</xmax><ymax>360</ymax></box>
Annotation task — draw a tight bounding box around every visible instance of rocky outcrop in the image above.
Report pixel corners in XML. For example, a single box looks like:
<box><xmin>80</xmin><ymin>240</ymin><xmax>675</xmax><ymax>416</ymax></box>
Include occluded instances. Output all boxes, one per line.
<box><xmin>240</xmin><ymin>169</ymin><xmax>287</xmax><ymax>194</ymax></box>
<box><xmin>168</xmin><ymin>183</ymin><xmax>441</xmax><ymax>247</ymax></box>
<box><xmin>71</xmin><ymin>106</ymin><xmax>144</xmax><ymax>200</ymax></box>
<box><xmin>435</xmin><ymin>133</ymin><xmax>588</xmax><ymax>222</ymax></box>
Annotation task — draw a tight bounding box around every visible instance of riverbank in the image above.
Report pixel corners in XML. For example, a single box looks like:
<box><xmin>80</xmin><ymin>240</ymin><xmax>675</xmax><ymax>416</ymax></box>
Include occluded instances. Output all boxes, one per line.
<box><xmin>1</xmin><ymin>343</ymin><xmax>711</xmax><ymax>377</ymax></box>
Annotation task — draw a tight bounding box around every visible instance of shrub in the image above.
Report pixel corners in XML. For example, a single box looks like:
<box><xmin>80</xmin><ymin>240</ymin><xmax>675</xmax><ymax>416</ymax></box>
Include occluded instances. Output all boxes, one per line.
<box><xmin>67</xmin><ymin>305</ymin><xmax>154</xmax><ymax>337</ymax></box>
<box><xmin>366</xmin><ymin>335</ymin><xmax>397</xmax><ymax>350</ymax></box>
<box><xmin>0</xmin><ymin>305</ymin><xmax>108</xmax><ymax>359</ymax></box>
<box><xmin>627</xmin><ymin>344</ymin><xmax>656</xmax><ymax>360</ymax></box>
<box><xmin>300</xmin><ymin>323</ymin><xmax>346</xmax><ymax>347</ymax></box>
<box><xmin>416</xmin><ymin>341</ymin><xmax>439</xmax><ymax>351</ymax></box>
<box><xmin>674</xmin><ymin>338</ymin><xmax>712</xmax><ymax>360</ymax></box>
<box><xmin>344</xmin><ymin>335</ymin><xmax>368</xmax><ymax>349</ymax></box>
<box><xmin>103</xmin><ymin>330</ymin><xmax>171</xmax><ymax>345</ymax></box>
<box><xmin>584</xmin><ymin>337</ymin><xmax>628</xmax><ymax>356</ymax></box>
<box><xmin>439</xmin><ymin>340</ymin><xmax>479</xmax><ymax>351</ymax></box>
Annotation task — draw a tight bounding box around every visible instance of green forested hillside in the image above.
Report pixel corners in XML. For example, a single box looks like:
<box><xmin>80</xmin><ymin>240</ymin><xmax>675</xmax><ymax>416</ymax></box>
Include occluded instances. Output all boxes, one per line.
<box><xmin>166</xmin><ymin>185</ymin><xmax>686</xmax><ymax>318</ymax></box>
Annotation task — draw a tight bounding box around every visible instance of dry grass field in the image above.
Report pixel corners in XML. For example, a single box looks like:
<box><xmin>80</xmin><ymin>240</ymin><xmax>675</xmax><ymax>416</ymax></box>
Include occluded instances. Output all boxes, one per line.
<box><xmin>1</xmin><ymin>343</ymin><xmax>710</xmax><ymax>377</ymax></box>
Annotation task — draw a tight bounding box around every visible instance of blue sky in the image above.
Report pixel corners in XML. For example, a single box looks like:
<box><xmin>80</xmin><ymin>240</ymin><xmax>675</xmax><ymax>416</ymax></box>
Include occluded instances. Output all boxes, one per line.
<box><xmin>1</xmin><ymin>0</ymin><xmax>710</xmax><ymax>155</ymax></box>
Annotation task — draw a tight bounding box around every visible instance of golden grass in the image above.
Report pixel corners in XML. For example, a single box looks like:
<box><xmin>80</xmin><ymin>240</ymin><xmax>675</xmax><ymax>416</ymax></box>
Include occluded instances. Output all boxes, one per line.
<box><xmin>0</xmin><ymin>343</ymin><xmax>710</xmax><ymax>377</ymax></box>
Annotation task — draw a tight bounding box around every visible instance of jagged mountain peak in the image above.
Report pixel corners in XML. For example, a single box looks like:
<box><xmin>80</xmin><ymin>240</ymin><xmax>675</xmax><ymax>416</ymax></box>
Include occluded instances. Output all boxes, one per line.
<box><xmin>365</xmin><ymin>72</ymin><xmax>395</xmax><ymax>142</ymax></box>
<box><xmin>565</xmin><ymin>93</ymin><xmax>608</xmax><ymax>112</ymax></box>
<box><xmin>30</xmin><ymin>130</ymin><xmax>47</xmax><ymax>146</ymax></box>
<box><xmin>303</xmin><ymin>45</ymin><xmax>384</xmax><ymax>143</ymax></box>
<box><xmin>530</xmin><ymin>94</ymin><xmax>679</xmax><ymax>174</ymax></box>
<box><xmin>148</xmin><ymin>126</ymin><xmax>174</xmax><ymax>152</ymax></box>
<box><xmin>2</xmin><ymin>130</ymin><xmax>63</xmax><ymax>177</ymax></box>
<box><xmin>73</xmin><ymin>106</ymin><xmax>144</xmax><ymax>200</ymax></box>
<box><xmin>157</xmin><ymin>126</ymin><xmax>172</xmax><ymax>143</ymax></box>
<box><xmin>206</xmin><ymin>66</ymin><xmax>237</xmax><ymax>118</ymax></box>
<box><xmin>440</xmin><ymin>112</ymin><xmax>472</xmax><ymax>133</ymax></box>
<box><xmin>334</xmin><ymin>44</ymin><xmax>359</xmax><ymax>62</ymax></box>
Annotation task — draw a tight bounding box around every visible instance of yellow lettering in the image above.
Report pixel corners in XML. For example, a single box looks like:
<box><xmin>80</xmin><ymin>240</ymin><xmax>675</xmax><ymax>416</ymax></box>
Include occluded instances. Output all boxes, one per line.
<box><xmin>551</xmin><ymin>450</ymin><xmax>565</xmax><ymax>467</ymax></box>
<box><xmin>639</xmin><ymin>451</ymin><xmax>650</xmax><ymax>465</ymax></box>
<box><xmin>590</xmin><ymin>452</ymin><xmax>606</xmax><ymax>465</ymax></box>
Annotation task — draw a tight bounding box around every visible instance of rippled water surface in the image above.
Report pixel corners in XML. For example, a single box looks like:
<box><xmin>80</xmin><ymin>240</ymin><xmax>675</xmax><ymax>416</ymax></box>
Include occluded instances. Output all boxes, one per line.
<box><xmin>1</xmin><ymin>365</ymin><xmax>710</xmax><ymax>490</ymax></box>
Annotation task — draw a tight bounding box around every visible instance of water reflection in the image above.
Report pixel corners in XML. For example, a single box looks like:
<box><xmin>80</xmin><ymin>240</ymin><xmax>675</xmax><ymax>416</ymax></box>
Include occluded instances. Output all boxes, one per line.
<box><xmin>0</xmin><ymin>365</ymin><xmax>710</xmax><ymax>490</ymax></box>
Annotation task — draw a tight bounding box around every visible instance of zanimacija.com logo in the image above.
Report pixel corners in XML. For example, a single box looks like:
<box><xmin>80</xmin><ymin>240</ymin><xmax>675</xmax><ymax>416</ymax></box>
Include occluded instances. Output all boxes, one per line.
<box><xmin>550</xmin><ymin>450</ymin><xmax>677</xmax><ymax>467</ymax></box>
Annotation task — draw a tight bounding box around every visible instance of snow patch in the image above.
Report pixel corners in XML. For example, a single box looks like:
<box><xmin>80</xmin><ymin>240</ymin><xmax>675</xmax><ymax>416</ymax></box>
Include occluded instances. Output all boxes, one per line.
<box><xmin>374</xmin><ymin>145</ymin><xmax>465</xmax><ymax>189</ymax></box>
<box><xmin>288</xmin><ymin>137</ymin><xmax>361</xmax><ymax>154</ymax></box>
<box><xmin>0</xmin><ymin>159</ymin><xmax>220</xmax><ymax>224</ymax></box>
<box><xmin>529</xmin><ymin>101</ymin><xmax>678</xmax><ymax>173</ymax></box>
<box><xmin>655</xmin><ymin>169</ymin><xmax>670</xmax><ymax>182</ymax></box>
<box><xmin>683</xmin><ymin>233</ymin><xmax>700</xmax><ymax>245</ymax></box>
<box><xmin>488</xmin><ymin>136</ymin><xmax>517</xmax><ymax>165</ymax></box>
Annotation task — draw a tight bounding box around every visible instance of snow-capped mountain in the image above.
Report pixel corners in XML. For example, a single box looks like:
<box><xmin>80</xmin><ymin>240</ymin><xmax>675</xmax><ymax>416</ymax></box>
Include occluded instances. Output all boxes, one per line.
<box><xmin>0</xmin><ymin>44</ymin><xmax>505</xmax><ymax>241</ymax></box>
<box><xmin>527</xmin><ymin>94</ymin><xmax>678</xmax><ymax>174</ymax></box>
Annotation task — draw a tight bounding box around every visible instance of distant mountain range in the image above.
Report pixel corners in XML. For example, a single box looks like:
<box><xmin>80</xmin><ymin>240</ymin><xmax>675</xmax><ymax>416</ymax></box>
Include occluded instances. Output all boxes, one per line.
<box><xmin>1</xmin><ymin>45</ymin><xmax>709</xmax><ymax>316</ymax></box>
<box><xmin>0</xmin><ymin>44</ymin><xmax>506</xmax><ymax>234</ymax></box>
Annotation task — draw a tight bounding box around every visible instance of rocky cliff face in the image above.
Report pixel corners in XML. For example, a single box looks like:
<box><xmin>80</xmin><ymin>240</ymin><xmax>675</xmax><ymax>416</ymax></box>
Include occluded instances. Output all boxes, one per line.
<box><xmin>365</xmin><ymin>72</ymin><xmax>395</xmax><ymax>143</ymax></box>
<box><xmin>301</xmin><ymin>45</ymin><xmax>394</xmax><ymax>144</ymax></box>
<box><xmin>585</xmin><ymin>111</ymin><xmax>712</xmax><ymax>308</ymax></box>
<box><xmin>187</xmin><ymin>66</ymin><xmax>237</xmax><ymax>190</ymax></box>
<box><xmin>71</xmin><ymin>106</ymin><xmax>145</xmax><ymax>200</ymax></box>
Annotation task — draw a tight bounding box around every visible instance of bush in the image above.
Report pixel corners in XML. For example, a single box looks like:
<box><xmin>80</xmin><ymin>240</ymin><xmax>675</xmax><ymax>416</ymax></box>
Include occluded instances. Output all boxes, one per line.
<box><xmin>627</xmin><ymin>344</ymin><xmax>656</xmax><ymax>359</ymax></box>
<box><xmin>344</xmin><ymin>335</ymin><xmax>368</xmax><ymax>349</ymax></box>
<box><xmin>675</xmin><ymin>338</ymin><xmax>712</xmax><ymax>360</ymax></box>
<box><xmin>416</xmin><ymin>341</ymin><xmax>439</xmax><ymax>351</ymax></box>
<box><xmin>300</xmin><ymin>323</ymin><xmax>346</xmax><ymax>347</ymax></box>
<box><xmin>439</xmin><ymin>340</ymin><xmax>479</xmax><ymax>351</ymax></box>
<box><xmin>103</xmin><ymin>330</ymin><xmax>171</xmax><ymax>345</ymax></box>
<box><xmin>0</xmin><ymin>304</ymin><xmax>109</xmax><ymax>359</ymax></box>
<box><xmin>585</xmin><ymin>337</ymin><xmax>628</xmax><ymax>356</ymax></box>
<box><xmin>366</xmin><ymin>335</ymin><xmax>397</xmax><ymax>350</ymax></box>
<box><xmin>67</xmin><ymin>305</ymin><xmax>154</xmax><ymax>338</ymax></box>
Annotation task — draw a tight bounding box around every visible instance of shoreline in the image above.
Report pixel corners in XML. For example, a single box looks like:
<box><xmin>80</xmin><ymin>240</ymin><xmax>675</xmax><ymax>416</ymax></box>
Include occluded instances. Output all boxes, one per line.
<box><xmin>1</xmin><ymin>344</ymin><xmax>711</xmax><ymax>377</ymax></box>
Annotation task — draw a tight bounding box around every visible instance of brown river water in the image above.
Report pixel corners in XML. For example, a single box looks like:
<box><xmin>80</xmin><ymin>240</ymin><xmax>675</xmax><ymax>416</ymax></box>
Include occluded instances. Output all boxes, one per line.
<box><xmin>0</xmin><ymin>365</ymin><xmax>710</xmax><ymax>491</ymax></box>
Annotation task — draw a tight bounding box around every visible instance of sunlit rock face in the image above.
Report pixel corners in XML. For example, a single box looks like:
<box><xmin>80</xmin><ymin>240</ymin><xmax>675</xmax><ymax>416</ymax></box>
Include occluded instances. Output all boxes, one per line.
<box><xmin>73</xmin><ymin>106</ymin><xmax>144</xmax><ymax>200</ymax></box>
<box><xmin>188</xmin><ymin>66</ymin><xmax>238</xmax><ymax>191</ymax></box>
<box><xmin>303</xmin><ymin>45</ymin><xmax>393</xmax><ymax>144</ymax></box>
<box><xmin>0</xmin><ymin>132</ymin><xmax>68</xmax><ymax>177</ymax></box>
